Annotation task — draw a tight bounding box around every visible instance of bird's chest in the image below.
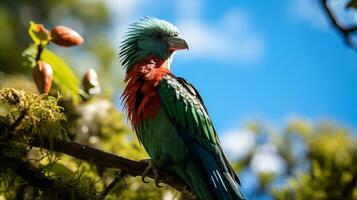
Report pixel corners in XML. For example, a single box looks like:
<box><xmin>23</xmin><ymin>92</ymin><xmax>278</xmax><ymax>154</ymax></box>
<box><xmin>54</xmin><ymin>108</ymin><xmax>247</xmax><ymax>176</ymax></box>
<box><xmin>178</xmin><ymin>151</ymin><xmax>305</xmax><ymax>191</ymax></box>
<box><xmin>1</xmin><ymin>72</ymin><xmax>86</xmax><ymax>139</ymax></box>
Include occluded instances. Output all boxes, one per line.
<box><xmin>122</xmin><ymin>58</ymin><xmax>170</xmax><ymax>126</ymax></box>
<box><xmin>138</xmin><ymin>110</ymin><xmax>188</xmax><ymax>164</ymax></box>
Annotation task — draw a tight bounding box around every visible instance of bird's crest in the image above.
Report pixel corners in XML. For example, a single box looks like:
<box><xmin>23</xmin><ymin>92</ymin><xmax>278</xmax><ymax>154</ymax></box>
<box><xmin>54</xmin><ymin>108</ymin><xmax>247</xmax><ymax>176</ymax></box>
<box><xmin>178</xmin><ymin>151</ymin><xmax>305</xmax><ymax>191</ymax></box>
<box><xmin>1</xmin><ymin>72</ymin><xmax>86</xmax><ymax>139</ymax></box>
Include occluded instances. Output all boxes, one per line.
<box><xmin>119</xmin><ymin>17</ymin><xmax>179</xmax><ymax>72</ymax></box>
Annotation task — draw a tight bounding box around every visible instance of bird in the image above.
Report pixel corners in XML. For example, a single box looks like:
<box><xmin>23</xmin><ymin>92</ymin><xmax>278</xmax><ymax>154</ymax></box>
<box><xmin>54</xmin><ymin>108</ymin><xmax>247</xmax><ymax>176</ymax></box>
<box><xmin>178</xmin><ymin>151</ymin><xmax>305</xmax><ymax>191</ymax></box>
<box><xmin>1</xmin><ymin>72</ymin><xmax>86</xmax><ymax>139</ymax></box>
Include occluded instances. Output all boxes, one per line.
<box><xmin>120</xmin><ymin>17</ymin><xmax>245</xmax><ymax>200</ymax></box>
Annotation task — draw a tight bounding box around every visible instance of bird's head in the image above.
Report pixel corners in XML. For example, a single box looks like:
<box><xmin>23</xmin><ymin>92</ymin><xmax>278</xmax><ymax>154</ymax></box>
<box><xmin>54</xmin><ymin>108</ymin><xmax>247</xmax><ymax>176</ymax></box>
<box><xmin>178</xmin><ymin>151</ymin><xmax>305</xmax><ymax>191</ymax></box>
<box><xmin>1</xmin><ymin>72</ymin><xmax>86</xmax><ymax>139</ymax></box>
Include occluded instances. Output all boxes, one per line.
<box><xmin>120</xmin><ymin>17</ymin><xmax>188</xmax><ymax>72</ymax></box>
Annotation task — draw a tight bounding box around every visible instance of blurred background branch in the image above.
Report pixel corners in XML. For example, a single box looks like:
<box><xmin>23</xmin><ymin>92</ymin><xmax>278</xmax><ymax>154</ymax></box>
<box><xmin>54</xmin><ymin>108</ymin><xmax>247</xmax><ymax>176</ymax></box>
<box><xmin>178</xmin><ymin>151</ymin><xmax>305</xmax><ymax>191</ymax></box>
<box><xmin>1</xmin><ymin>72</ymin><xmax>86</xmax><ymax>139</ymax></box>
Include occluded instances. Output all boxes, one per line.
<box><xmin>320</xmin><ymin>0</ymin><xmax>357</xmax><ymax>48</ymax></box>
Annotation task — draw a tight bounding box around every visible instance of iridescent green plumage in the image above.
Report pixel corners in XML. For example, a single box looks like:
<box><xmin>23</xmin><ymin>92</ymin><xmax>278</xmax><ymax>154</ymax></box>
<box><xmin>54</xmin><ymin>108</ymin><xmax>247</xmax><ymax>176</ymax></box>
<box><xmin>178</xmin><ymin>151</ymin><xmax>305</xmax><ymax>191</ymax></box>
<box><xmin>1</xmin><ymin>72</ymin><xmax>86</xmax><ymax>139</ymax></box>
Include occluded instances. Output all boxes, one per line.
<box><xmin>157</xmin><ymin>75</ymin><xmax>244</xmax><ymax>199</ymax></box>
<box><xmin>121</xmin><ymin>17</ymin><xmax>245</xmax><ymax>200</ymax></box>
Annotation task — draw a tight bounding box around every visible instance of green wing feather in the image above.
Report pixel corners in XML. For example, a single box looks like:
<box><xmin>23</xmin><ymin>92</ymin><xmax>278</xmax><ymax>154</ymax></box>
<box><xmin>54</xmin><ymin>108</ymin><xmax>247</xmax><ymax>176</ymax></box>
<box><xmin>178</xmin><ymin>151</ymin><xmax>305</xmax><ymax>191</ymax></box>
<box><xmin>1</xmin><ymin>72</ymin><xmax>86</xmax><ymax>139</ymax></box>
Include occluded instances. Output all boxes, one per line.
<box><xmin>157</xmin><ymin>74</ymin><xmax>244</xmax><ymax>200</ymax></box>
<box><xmin>157</xmin><ymin>75</ymin><xmax>218</xmax><ymax>149</ymax></box>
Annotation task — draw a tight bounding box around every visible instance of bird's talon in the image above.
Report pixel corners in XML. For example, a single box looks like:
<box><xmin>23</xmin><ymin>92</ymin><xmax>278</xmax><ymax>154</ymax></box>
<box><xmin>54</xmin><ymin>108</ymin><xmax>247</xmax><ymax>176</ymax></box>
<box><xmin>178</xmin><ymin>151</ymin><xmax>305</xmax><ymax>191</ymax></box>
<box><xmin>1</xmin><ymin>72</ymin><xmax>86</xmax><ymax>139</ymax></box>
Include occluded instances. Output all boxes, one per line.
<box><xmin>154</xmin><ymin>170</ymin><xmax>161</xmax><ymax>187</ymax></box>
<box><xmin>141</xmin><ymin>159</ymin><xmax>161</xmax><ymax>187</ymax></box>
<box><xmin>142</xmin><ymin>176</ymin><xmax>149</xmax><ymax>183</ymax></box>
<box><xmin>155</xmin><ymin>181</ymin><xmax>163</xmax><ymax>188</ymax></box>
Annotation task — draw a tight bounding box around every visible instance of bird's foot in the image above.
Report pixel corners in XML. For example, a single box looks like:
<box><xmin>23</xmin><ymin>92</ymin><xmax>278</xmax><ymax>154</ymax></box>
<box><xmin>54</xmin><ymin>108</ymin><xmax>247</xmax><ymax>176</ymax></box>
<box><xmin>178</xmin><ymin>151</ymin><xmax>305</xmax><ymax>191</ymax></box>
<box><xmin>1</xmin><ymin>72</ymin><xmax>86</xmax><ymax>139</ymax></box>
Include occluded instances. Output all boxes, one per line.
<box><xmin>140</xmin><ymin>159</ymin><xmax>162</xmax><ymax>188</ymax></box>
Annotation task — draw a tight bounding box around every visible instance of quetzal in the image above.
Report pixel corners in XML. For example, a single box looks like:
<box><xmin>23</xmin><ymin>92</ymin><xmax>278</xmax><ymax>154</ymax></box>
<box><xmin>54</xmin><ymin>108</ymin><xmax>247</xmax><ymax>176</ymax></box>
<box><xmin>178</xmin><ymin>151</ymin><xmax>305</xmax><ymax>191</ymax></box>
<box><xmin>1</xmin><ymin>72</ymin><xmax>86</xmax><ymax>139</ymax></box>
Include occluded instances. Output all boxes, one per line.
<box><xmin>120</xmin><ymin>17</ymin><xmax>245</xmax><ymax>200</ymax></box>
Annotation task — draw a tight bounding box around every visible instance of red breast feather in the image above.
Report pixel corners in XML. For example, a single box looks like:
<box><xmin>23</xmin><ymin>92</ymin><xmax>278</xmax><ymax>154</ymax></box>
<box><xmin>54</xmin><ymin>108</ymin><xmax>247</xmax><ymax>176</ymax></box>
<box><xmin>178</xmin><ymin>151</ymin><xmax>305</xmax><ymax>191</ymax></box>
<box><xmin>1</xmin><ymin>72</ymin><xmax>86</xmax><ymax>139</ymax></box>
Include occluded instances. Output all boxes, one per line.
<box><xmin>122</xmin><ymin>56</ymin><xmax>170</xmax><ymax>127</ymax></box>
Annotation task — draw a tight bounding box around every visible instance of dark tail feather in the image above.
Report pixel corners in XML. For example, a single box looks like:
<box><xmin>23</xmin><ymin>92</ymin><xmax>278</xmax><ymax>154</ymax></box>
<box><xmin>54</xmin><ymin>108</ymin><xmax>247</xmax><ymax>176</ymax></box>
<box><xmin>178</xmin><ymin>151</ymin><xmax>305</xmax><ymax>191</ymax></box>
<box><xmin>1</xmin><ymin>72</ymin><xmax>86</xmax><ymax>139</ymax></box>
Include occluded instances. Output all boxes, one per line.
<box><xmin>194</xmin><ymin>144</ymin><xmax>245</xmax><ymax>200</ymax></box>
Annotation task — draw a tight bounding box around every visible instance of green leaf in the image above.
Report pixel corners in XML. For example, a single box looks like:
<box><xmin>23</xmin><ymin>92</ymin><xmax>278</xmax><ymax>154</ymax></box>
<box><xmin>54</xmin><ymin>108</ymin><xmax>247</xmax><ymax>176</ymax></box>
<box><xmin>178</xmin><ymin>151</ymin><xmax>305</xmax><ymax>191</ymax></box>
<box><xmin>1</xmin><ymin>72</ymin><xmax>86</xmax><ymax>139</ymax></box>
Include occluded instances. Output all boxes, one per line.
<box><xmin>23</xmin><ymin>45</ymin><xmax>80</xmax><ymax>104</ymax></box>
<box><xmin>28</xmin><ymin>21</ymin><xmax>50</xmax><ymax>45</ymax></box>
<box><xmin>41</xmin><ymin>48</ymin><xmax>80</xmax><ymax>104</ymax></box>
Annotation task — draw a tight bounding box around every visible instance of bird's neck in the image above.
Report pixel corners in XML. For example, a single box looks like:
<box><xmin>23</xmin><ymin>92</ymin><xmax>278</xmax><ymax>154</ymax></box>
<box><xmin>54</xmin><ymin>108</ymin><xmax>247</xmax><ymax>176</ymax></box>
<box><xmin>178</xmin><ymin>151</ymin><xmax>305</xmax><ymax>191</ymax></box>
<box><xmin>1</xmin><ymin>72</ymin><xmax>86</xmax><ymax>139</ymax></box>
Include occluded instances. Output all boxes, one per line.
<box><xmin>122</xmin><ymin>55</ymin><xmax>171</xmax><ymax>126</ymax></box>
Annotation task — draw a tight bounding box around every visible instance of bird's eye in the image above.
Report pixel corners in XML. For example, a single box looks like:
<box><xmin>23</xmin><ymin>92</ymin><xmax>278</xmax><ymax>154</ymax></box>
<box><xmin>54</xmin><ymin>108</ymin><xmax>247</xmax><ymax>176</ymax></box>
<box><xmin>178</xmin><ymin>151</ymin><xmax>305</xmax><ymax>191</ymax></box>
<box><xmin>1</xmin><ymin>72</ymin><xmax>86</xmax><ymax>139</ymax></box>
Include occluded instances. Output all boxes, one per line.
<box><xmin>172</xmin><ymin>32</ymin><xmax>178</xmax><ymax>37</ymax></box>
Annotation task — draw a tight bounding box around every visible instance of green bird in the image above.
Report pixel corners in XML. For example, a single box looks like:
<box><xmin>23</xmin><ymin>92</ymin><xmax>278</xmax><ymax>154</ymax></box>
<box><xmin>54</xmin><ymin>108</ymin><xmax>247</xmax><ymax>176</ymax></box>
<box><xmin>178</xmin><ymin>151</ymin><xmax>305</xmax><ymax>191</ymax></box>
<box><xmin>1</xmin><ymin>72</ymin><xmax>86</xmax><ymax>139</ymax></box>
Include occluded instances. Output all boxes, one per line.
<box><xmin>121</xmin><ymin>17</ymin><xmax>245</xmax><ymax>200</ymax></box>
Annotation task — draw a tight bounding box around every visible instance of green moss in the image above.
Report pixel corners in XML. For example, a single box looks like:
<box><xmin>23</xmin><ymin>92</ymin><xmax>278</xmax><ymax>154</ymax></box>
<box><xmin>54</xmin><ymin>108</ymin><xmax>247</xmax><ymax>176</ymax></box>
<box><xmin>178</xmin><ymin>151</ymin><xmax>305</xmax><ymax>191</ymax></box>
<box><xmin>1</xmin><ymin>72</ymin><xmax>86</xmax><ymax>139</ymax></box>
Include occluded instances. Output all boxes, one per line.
<box><xmin>0</xmin><ymin>88</ymin><xmax>77</xmax><ymax>199</ymax></box>
<box><xmin>39</xmin><ymin>170</ymin><xmax>99</xmax><ymax>200</ymax></box>
<box><xmin>0</xmin><ymin>88</ymin><xmax>67</xmax><ymax>140</ymax></box>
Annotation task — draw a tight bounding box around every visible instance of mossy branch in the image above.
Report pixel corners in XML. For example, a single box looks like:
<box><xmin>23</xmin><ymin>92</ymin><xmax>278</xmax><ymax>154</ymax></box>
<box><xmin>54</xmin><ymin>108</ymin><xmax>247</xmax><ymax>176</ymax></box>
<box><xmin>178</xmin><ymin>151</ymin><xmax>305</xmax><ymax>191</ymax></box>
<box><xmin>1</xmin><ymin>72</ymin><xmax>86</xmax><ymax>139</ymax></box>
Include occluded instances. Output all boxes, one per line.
<box><xmin>30</xmin><ymin>137</ymin><xmax>189</xmax><ymax>194</ymax></box>
<box><xmin>0</xmin><ymin>88</ymin><xmax>194</xmax><ymax>198</ymax></box>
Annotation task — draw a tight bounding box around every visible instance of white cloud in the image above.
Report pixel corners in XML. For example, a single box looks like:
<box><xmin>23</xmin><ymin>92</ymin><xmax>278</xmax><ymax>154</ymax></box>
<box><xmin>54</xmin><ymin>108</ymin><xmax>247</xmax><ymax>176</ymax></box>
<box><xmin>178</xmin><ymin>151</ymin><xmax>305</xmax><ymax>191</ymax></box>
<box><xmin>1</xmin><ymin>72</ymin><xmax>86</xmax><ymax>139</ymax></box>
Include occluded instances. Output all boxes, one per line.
<box><xmin>290</xmin><ymin>0</ymin><xmax>329</xmax><ymax>30</ymax></box>
<box><xmin>176</xmin><ymin>0</ymin><xmax>203</xmax><ymax>21</ymax></box>
<box><xmin>105</xmin><ymin>0</ymin><xmax>139</xmax><ymax>19</ymax></box>
<box><xmin>104</xmin><ymin>0</ymin><xmax>142</xmax><ymax>45</ymax></box>
<box><xmin>250</xmin><ymin>144</ymin><xmax>286</xmax><ymax>174</ymax></box>
<box><xmin>220</xmin><ymin>129</ymin><xmax>256</xmax><ymax>160</ymax></box>
<box><xmin>221</xmin><ymin>126</ymin><xmax>287</xmax><ymax>175</ymax></box>
<box><xmin>177</xmin><ymin>1</ymin><xmax>265</xmax><ymax>63</ymax></box>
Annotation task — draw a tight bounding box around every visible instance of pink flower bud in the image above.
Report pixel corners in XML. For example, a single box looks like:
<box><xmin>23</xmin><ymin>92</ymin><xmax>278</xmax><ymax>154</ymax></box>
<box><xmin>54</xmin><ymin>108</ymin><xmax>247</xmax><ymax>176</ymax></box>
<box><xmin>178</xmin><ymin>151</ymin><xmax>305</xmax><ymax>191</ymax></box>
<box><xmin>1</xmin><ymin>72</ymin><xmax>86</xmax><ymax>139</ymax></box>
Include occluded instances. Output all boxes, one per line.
<box><xmin>82</xmin><ymin>68</ymin><xmax>101</xmax><ymax>96</ymax></box>
<box><xmin>33</xmin><ymin>61</ymin><xmax>53</xmax><ymax>94</ymax></box>
<box><xmin>50</xmin><ymin>26</ymin><xmax>84</xmax><ymax>47</ymax></box>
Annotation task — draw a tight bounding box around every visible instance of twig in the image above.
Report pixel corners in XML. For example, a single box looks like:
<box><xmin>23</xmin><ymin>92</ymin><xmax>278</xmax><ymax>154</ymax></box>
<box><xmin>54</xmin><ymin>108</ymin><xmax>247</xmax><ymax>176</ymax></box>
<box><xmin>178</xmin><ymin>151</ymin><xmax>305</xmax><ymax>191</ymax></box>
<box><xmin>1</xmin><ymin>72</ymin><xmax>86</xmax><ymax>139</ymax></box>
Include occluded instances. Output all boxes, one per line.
<box><xmin>35</xmin><ymin>44</ymin><xmax>43</xmax><ymax>62</ymax></box>
<box><xmin>101</xmin><ymin>172</ymin><xmax>125</xmax><ymax>198</ymax></box>
<box><xmin>320</xmin><ymin>0</ymin><xmax>357</xmax><ymax>48</ymax></box>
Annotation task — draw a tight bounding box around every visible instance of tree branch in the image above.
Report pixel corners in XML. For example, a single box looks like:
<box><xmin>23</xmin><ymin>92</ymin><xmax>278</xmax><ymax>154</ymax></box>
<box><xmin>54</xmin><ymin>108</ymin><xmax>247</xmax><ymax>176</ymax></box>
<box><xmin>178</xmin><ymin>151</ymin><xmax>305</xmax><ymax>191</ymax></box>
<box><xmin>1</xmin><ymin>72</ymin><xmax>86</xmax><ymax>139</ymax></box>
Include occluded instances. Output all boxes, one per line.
<box><xmin>30</xmin><ymin>137</ymin><xmax>191</xmax><ymax>196</ymax></box>
<box><xmin>320</xmin><ymin>0</ymin><xmax>357</xmax><ymax>48</ymax></box>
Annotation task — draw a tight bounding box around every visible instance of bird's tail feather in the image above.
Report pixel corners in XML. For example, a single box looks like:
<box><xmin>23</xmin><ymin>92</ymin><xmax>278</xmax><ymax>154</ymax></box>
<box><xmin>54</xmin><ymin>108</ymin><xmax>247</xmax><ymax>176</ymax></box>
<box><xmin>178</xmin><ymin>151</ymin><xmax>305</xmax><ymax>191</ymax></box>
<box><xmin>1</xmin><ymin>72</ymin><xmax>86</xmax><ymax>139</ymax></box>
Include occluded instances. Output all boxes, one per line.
<box><xmin>194</xmin><ymin>143</ymin><xmax>245</xmax><ymax>200</ymax></box>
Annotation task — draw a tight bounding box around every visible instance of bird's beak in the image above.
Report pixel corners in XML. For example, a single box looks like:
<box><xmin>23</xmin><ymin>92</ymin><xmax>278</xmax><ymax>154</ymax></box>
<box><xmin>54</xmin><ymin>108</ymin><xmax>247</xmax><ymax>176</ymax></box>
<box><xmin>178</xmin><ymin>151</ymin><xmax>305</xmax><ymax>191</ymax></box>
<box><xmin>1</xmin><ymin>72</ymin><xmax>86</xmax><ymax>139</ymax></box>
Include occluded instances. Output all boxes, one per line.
<box><xmin>167</xmin><ymin>36</ymin><xmax>189</xmax><ymax>51</ymax></box>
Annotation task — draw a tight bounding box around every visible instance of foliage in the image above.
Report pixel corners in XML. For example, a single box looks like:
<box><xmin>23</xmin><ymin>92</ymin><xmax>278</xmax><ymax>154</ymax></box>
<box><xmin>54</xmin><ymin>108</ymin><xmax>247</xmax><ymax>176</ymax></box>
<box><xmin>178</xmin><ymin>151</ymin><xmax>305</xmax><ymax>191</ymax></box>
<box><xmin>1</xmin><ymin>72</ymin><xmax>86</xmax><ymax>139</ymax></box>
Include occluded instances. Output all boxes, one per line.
<box><xmin>233</xmin><ymin>120</ymin><xmax>357</xmax><ymax>199</ymax></box>
<box><xmin>0</xmin><ymin>0</ymin><xmax>121</xmax><ymax>93</ymax></box>
<box><xmin>0</xmin><ymin>88</ymin><xmax>98</xmax><ymax>200</ymax></box>
<box><xmin>0</xmin><ymin>0</ymin><xmax>110</xmax><ymax>74</ymax></box>
<box><xmin>273</xmin><ymin>123</ymin><xmax>357</xmax><ymax>200</ymax></box>
<box><xmin>25</xmin><ymin>21</ymin><xmax>83</xmax><ymax>103</ymax></box>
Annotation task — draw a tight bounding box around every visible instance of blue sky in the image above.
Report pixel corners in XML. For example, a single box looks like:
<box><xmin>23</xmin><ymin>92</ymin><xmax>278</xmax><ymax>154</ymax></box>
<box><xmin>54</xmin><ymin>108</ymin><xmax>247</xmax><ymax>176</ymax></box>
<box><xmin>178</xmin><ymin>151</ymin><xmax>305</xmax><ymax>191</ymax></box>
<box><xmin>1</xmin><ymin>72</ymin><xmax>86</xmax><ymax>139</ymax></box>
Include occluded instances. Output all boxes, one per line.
<box><xmin>107</xmin><ymin>0</ymin><xmax>357</xmax><ymax>133</ymax></box>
